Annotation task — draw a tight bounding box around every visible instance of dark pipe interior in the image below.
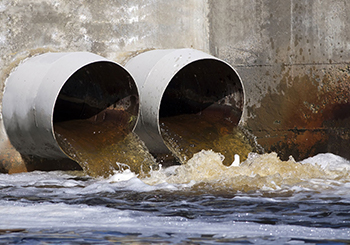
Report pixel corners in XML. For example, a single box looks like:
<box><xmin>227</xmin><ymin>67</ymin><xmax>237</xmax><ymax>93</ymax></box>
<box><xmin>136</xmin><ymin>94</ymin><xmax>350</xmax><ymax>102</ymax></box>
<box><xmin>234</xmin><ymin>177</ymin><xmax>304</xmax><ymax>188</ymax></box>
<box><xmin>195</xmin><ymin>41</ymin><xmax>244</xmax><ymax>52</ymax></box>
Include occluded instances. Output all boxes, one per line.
<box><xmin>53</xmin><ymin>61</ymin><xmax>139</xmax><ymax>131</ymax></box>
<box><xmin>160</xmin><ymin>59</ymin><xmax>244</xmax><ymax>124</ymax></box>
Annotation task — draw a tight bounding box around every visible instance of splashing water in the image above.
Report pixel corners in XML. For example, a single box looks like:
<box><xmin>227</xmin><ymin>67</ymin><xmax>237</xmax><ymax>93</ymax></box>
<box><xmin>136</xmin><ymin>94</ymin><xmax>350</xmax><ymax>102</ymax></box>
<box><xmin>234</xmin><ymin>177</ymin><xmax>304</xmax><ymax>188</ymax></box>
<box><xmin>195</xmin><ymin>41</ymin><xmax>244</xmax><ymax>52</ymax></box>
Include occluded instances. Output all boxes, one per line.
<box><xmin>160</xmin><ymin>114</ymin><xmax>253</xmax><ymax>166</ymax></box>
<box><xmin>1</xmin><ymin>150</ymin><xmax>350</xmax><ymax>243</ymax></box>
<box><xmin>141</xmin><ymin>150</ymin><xmax>350</xmax><ymax>193</ymax></box>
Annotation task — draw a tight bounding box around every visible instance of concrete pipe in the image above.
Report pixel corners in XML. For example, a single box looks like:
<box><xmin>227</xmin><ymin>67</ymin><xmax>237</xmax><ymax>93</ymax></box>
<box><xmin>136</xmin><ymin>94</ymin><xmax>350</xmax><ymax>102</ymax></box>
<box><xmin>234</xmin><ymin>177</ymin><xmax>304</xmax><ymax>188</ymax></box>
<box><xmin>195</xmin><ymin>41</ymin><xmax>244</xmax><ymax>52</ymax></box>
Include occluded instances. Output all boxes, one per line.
<box><xmin>125</xmin><ymin>48</ymin><xmax>245</xmax><ymax>164</ymax></box>
<box><xmin>2</xmin><ymin>52</ymin><xmax>139</xmax><ymax>161</ymax></box>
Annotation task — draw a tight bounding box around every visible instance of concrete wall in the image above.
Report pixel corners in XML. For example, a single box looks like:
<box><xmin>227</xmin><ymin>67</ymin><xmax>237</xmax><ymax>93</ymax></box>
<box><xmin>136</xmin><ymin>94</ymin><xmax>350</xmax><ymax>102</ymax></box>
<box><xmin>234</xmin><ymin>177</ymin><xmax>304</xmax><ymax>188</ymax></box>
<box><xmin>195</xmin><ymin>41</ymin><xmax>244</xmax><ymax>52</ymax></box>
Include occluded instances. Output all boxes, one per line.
<box><xmin>0</xmin><ymin>0</ymin><xmax>209</xmax><ymax>104</ymax></box>
<box><xmin>1</xmin><ymin>0</ymin><xmax>349</xmax><ymax>172</ymax></box>
<box><xmin>209</xmin><ymin>0</ymin><xmax>350</xmax><ymax>160</ymax></box>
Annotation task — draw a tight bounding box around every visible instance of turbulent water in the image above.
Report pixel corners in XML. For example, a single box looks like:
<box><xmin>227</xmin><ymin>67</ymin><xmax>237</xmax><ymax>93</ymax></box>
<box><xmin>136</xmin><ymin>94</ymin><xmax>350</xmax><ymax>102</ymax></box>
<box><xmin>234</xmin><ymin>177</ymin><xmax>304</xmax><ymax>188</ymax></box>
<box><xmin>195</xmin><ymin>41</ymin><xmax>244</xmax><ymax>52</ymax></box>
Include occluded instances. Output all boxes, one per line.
<box><xmin>54</xmin><ymin>113</ymin><xmax>157</xmax><ymax>178</ymax></box>
<box><xmin>160</xmin><ymin>114</ymin><xmax>253</xmax><ymax>165</ymax></box>
<box><xmin>1</xmin><ymin>151</ymin><xmax>350</xmax><ymax>244</ymax></box>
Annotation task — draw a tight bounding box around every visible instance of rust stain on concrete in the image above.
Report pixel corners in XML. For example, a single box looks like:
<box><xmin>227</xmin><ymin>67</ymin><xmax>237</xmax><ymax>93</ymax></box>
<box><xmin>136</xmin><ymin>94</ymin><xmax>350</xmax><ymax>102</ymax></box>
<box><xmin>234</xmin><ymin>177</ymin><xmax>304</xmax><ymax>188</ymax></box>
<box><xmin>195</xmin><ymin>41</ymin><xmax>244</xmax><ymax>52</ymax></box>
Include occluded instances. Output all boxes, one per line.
<box><xmin>249</xmin><ymin>65</ymin><xmax>350</xmax><ymax>161</ymax></box>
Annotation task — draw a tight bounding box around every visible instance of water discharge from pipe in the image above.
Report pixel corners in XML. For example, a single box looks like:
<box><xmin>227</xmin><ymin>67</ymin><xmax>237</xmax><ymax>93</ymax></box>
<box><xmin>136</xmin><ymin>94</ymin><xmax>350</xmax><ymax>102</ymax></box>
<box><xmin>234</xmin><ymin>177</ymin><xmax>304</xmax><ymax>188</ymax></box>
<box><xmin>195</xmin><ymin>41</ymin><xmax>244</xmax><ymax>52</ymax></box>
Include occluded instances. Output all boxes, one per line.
<box><xmin>52</xmin><ymin>62</ymin><xmax>157</xmax><ymax>177</ymax></box>
<box><xmin>2</xmin><ymin>50</ymin><xmax>255</xmax><ymax>176</ymax></box>
<box><xmin>125</xmin><ymin>49</ymin><xmax>254</xmax><ymax>166</ymax></box>
<box><xmin>158</xmin><ymin>59</ymin><xmax>252</xmax><ymax>165</ymax></box>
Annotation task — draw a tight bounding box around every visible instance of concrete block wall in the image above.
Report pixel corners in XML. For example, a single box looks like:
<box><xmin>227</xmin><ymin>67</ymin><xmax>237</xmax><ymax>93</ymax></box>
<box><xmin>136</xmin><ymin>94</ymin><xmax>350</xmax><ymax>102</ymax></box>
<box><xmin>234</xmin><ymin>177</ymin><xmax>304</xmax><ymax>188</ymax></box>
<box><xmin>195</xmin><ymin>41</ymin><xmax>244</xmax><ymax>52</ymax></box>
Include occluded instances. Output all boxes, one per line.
<box><xmin>0</xmin><ymin>0</ymin><xmax>349</xmax><ymax>172</ymax></box>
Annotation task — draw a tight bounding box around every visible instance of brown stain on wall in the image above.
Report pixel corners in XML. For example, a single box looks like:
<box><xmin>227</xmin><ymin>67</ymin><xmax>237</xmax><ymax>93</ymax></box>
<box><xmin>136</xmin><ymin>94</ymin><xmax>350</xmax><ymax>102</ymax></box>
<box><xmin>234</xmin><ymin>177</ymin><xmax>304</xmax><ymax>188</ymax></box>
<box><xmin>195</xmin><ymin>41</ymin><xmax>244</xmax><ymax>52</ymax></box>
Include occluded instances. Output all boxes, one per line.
<box><xmin>249</xmin><ymin>64</ymin><xmax>350</xmax><ymax>161</ymax></box>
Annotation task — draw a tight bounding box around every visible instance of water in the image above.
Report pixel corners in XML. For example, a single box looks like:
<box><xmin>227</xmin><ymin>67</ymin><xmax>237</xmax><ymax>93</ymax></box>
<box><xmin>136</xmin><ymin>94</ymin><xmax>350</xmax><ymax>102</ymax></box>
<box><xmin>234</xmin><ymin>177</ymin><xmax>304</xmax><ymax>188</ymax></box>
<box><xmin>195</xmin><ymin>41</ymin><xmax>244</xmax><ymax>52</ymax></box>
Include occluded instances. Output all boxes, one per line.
<box><xmin>54</xmin><ymin>109</ymin><xmax>157</xmax><ymax>178</ymax></box>
<box><xmin>1</xmin><ymin>151</ymin><xmax>350</xmax><ymax>244</ymax></box>
<box><xmin>160</xmin><ymin>114</ymin><xmax>253</xmax><ymax>165</ymax></box>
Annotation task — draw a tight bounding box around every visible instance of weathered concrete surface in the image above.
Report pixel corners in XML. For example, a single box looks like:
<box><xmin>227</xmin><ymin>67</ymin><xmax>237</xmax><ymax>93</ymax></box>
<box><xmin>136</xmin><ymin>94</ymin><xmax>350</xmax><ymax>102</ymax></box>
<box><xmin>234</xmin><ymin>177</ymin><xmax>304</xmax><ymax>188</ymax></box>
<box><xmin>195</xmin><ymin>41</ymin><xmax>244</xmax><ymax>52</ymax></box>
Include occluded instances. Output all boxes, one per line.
<box><xmin>0</xmin><ymin>0</ymin><xmax>209</xmax><ymax>95</ymax></box>
<box><xmin>0</xmin><ymin>0</ymin><xmax>209</xmax><ymax>173</ymax></box>
<box><xmin>209</xmin><ymin>0</ymin><xmax>350</xmax><ymax>161</ymax></box>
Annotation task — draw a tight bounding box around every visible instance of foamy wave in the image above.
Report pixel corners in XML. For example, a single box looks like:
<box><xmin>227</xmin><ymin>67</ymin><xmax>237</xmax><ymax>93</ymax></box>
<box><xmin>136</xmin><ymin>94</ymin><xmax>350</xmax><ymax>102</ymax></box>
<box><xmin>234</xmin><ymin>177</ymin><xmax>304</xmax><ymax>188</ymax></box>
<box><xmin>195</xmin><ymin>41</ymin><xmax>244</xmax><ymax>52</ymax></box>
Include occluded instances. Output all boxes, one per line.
<box><xmin>301</xmin><ymin>153</ymin><xmax>350</xmax><ymax>171</ymax></box>
<box><xmin>140</xmin><ymin>150</ymin><xmax>350</xmax><ymax>192</ymax></box>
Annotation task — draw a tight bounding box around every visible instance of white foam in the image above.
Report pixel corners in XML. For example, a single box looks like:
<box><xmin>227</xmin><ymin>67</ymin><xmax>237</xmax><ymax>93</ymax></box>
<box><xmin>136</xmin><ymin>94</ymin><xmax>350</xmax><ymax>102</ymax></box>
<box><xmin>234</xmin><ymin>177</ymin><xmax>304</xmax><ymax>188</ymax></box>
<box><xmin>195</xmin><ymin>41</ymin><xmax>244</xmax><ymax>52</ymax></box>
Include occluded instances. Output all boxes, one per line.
<box><xmin>230</xmin><ymin>154</ymin><xmax>240</xmax><ymax>167</ymax></box>
<box><xmin>2</xmin><ymin>151</ymin><xmax>350</xmax><ymax>195</ymax></box>
<box><xmin>108</xmin><ymin>169</ymin><xmax>138</xmax><ymax>182</ymax></box>
<box><xmin>301</xmin><ymin>153</ymin><xmax>350</xmax><ymax>171</ymax></box>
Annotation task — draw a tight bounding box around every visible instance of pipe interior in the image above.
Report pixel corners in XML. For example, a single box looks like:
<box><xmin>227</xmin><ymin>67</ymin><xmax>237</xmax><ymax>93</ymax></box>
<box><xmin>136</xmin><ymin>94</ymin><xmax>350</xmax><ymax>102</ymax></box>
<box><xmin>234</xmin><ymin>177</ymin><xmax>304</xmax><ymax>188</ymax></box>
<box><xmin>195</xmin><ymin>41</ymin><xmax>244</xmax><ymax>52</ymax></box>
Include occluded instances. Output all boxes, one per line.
<box><xmin>160</xmin><ymin>59</ymin><xmax>243</xmax><ymax>123</ymax></box>
<box><xmin>53</xmin><ymin>61</ymin><xmax>139</xmax><ymax>160</ymax></box>
<box><xmin>53</xmin><ymin>61</ymin><xmax>139</xmax><ymax>128</ymax></box>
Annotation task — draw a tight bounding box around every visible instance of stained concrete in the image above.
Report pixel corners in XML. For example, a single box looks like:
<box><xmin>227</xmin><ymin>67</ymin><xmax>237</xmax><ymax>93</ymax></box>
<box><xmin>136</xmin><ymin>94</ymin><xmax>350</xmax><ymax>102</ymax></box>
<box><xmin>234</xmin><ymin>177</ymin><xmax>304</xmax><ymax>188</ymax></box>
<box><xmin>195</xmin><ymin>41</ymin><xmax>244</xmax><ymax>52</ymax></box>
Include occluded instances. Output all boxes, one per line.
<box><xmin>209</xmin><ymin>0</ymin><xmax>350</xmax><ymax>160</ymax></box>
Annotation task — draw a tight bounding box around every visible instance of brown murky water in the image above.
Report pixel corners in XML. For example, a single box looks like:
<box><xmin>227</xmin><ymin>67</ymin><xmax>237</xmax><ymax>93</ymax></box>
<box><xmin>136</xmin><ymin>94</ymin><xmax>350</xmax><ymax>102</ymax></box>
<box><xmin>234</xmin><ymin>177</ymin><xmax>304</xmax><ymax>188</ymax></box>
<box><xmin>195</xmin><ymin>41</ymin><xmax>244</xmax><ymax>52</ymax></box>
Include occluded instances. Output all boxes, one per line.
<box><xmin>54</xmin><ymin>111</ymin><xmax>254</xmax><ymax>177</ymax></box>
<box><xmin>54</xmin><ymin>99</ymin><xmax>254</xmax><ymax>177</ymax></box>
<box><xmin>54</xmin><ymin>109</ymin><xmax>157</xmax><ymax>178</ymax></box>
<box><xmin>160</xmin><ymin>113</ymin><xmax>253</xmax><ymax>166</ymax></box>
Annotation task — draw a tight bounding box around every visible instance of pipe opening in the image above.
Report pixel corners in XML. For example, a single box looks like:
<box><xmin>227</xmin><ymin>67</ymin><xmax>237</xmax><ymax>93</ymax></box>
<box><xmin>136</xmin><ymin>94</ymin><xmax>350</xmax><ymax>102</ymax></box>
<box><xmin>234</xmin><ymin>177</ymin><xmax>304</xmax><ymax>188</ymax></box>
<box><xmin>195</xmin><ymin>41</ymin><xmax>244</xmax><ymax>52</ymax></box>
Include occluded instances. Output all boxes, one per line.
<box><xmin>53</xmin><ymin>61</ymin><xmax>139</xmax><ymax>150</ymax></box>
<box><xmin>159</xmin><ymin>59</ymin><xmax>251</xmax><ymax>165</ymax></box>
<box><xmin>53</xmin><ymin>61</ymin><xmax>138</xmax><ymax>128</ymax></box>
<box><xmin>125</xmin><ymin>49</ymin><xmax>253</xmax><ymax>166</ymax></box>
<box><xmin>52</xmin><ymin>61</ymin><xmax>148</xmax><ymax>176</ymax></box>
